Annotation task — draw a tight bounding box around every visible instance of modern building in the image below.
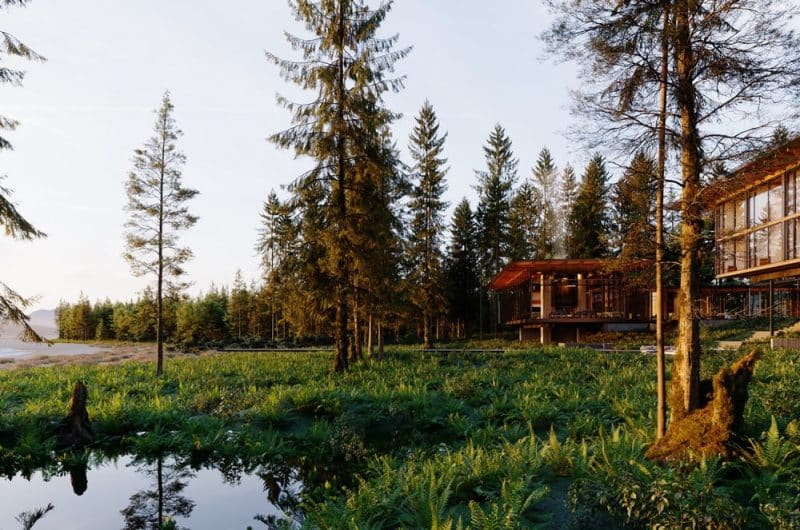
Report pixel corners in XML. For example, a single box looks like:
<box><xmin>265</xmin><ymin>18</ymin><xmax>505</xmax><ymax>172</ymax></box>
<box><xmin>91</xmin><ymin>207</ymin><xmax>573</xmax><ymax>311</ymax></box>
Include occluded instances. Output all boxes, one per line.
<box><xmin>708</xmin><ymin>136</ymin><xmax>800</xmax><ymax>282</ymax></box>
<box><xmin>705</xmin><ymin>135</ymin><xmax>800</xmax><ymax>330</ymax></box>
<box><xmin>488</xmin><ymin>259</ymin><xmax>666</xmax><ymax>344</ymax></box>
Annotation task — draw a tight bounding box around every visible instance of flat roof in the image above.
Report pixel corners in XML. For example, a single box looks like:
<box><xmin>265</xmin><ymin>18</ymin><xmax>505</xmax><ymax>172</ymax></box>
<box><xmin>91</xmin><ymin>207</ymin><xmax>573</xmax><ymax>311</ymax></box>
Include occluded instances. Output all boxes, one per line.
<box><xmin>488</xmin><ymin>259</ymin><xmax>621</xmax><ymax>290</ymax></box>
<box><xmin>704</xmin><ymin>135</ymin><xmax>800</xmax><ymax>206</ymax></box>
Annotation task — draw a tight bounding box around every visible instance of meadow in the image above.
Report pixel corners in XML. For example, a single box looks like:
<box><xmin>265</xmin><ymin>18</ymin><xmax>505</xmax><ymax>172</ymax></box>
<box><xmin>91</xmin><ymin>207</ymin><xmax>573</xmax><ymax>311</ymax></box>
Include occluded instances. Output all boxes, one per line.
<box><xmin>1</xmin><ymin>344</ymin><xmax>799</xmax><ymax>528</ymax></box>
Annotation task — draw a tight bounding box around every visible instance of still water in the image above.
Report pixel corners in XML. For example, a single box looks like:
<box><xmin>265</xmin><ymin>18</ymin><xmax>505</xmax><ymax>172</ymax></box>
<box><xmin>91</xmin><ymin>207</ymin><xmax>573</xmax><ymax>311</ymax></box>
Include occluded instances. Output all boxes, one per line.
<box><xmin>0</xmin><ymin>454</ymin><xmax>301</xmax><ymax>529</ymax></box>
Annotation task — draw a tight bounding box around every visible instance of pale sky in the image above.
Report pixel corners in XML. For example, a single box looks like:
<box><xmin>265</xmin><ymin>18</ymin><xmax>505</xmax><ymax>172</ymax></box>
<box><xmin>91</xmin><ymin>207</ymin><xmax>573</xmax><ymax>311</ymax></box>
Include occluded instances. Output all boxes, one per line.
<box><xmin>0</xmin><ymin>1</ymin><xmax>580</xmax><ymax>311</ymax></box>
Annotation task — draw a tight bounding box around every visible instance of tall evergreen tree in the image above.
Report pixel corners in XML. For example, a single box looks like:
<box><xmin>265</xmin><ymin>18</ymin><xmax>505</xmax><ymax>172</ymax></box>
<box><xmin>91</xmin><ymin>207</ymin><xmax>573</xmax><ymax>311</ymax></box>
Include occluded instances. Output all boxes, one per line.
<box><xmin>557</xmin><ymin>163</ymin><xmax>578</xmax><ymax>257</ymax></box>
<box><xmin>613</xmin><ymin>151</ymin><xmax>657</xmax><ymax>263</ymax></box>
<box><xmin>565</xmin><ymin>154</ymin><xmax>610</xmax><ymax>259</ymax></box>
<box><xmin>507</xmin><ymin>180</ymin><xmax>540</xmax><ymax>261</ymax></box>
<box><xmin>348</xmin><ymin>129</ymin><xmax>405</xmax><ymax>362</ymax></box>
<box><xmin>531</xmin><ymin>148</ymin><xmax>559</xmax><ymax>258</ymax></box>
<box><xmin>445</xmin><ymin>199</ymin><xmax>480</xmax><ymax>338</ymax></box>
<box><xmin>0</xmin><ymin>0</ymin><xmax>46</xmax><ymax>341</ymax></box>
<box><xmin>475</xmin><ymin>124</ymin><xmax>517</xmax><ymax>281</ymax></box>
<box><xmin>268</xmin><ymin>0</ymin><xmax>409</xmax><ymax>371</ymax></box>
<box><xmin>123</xmin><ymin>92</ymin><xmax>198</xmax><ymax>376</ymax></box>
<box><xmin>256</xmin><ymin>190</ymin><xmax>295</xmax><ymax>341</ymax></box>
<box><xmin>406</xmin><ymin>101</ymin><xmax>449</xmax><ymax>348</ymax></box>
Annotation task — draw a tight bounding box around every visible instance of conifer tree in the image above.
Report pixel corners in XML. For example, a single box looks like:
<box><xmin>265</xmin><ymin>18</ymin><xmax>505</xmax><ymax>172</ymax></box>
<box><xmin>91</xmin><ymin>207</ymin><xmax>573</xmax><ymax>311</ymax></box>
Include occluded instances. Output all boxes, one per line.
<box><xmin>124</xmin><ymin>92</ymin><xmax>198</xmax><ymax>376</ymax></box>
<box><xmin>565</xmin><ymin>154</ymin><xmax>610</xmax><ymax>259</ymax></box>
<box><xmin>613</xmin><ymin>152</ymin><xmax>657</xmax><ymax>263</ymax></box>
<box><xmin>256</xmin><ymin>190</ymin><xmax>295</xmax><ymax>341</ymax></box>
<box><xmin>772</xmin><ymin>125</ymin><xmax>790</xmax><ymax>147</ymax></box>
<box><xmin>557</xmin><ymin>163</ymin><xmax>578</xmax><ymax>257</ymax></box>
<box><xmin>348</xmin><ymin>129</ymin><xmax>405</xmax><ymax>362</ymax></box>
<box><xmin>268</xmin><ymin>0</ymin><xmax>409</xmax><ymax>371</ymax></box>
<box><xmin>531</xmin><ymin>148</ymin><xmax>559</xmax><ymax>258</ymax></box>
<box><xmin>445</xmin><ymin>199</ymin><xmax>480</xmax><ymax>338</ymax></box>
<box><xmin>507</xmin><ymin>180</ymin><xmax>540</xmax><ymax>261</ymax></box>
<box><xmin>406</xmin><ymin>101</ymin><xmax>448</xmax><ymax>348</ymax></box>
<box><xmin>0</xmin><ymin>0</ymin><xmax>46</xmax><ymax>341</ymax></box>
<box><xmin>475</xmin><ymin>124</ymin><xmax>517</xmax><ymax>281</ymax></box>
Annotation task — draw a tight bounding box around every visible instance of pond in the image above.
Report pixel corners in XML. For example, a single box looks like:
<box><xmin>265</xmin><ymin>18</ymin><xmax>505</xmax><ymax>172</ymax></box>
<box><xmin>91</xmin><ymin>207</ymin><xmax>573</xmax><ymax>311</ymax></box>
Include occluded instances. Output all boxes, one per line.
<box><xmin>0</xmin><ymin>454</ymin><xmax>302</xmax><ymax>529</ymax></box>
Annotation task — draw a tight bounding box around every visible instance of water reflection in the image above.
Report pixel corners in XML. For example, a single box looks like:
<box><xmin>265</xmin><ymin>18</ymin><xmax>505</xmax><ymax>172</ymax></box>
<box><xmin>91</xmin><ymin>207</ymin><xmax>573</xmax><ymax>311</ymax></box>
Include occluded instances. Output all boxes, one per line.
<box><xmin>68</xmin><ymin>461</ymin><xmax>88</xmax><ymax>496</ymax></box>
<box><xmin>0</xmin><ymin>453</ymin><xmax>301</xmax><ymax>529</ymax></box>
<box><xmin>120</xmin><ymin>456</ymin><xmax>195</xmax><ymax>530</ymax></box>
<box><xmin>16</xmin><ymin>503</ymin><xmax>53</xmax><ymax>530</ymax></box>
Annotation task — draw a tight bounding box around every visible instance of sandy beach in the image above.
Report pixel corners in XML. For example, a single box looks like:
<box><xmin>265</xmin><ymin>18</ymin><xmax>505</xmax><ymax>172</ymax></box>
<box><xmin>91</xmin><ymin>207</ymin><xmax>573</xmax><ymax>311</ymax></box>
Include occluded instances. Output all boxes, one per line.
<box><xmin>0</xmin><ymin>340</ymin><xmax>211</xmax><ymax>370</ymax></box>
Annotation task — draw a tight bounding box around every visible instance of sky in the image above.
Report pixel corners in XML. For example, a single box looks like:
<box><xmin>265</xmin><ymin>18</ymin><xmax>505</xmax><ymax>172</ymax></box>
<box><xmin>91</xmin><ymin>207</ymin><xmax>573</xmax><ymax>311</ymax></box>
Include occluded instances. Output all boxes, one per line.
<box><xmin>0</xmin><ymin>1</ymin><xmax>582</xmax><ymax>311</ymax></box>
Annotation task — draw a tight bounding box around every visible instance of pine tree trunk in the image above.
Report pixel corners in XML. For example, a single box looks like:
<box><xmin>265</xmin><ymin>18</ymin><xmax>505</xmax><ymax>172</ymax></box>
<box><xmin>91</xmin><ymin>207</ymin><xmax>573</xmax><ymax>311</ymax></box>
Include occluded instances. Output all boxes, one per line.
<box><xmin>367</xmin><ymin>314</ymin><xmax>374</xmax><ymax>357</ymax></box>
<box><xmin>655</xmin><ymin>0</ymin><xmax>669</xmax><ymax>440</ymax></box>
<box><xmin>332</xmin><ymin>8</ymin><xmax>349</xmax><ymax>373</ymax></box>
<box><xmin>378</xmin><ymin>320</ymin><xmax>385</xmax><ymax>360</ymax></box>
<box><xmin>156</xmin><ymin>116</ymin><xmax>166</xmax><ymax>378</ymax></box>
<box><xmin>671</xmin><ymin>2</ymin><xmax>703</xmax><ymax>420</ymax></box>
<box><xmin>350</xmin><ymin>296</ymin><xmax>362</xmax><ymax>364</ymax></box>
<box><xmin>423</xmin><ymin>312</ymin><xmax>432</xmax><ymax>349</ymax></box>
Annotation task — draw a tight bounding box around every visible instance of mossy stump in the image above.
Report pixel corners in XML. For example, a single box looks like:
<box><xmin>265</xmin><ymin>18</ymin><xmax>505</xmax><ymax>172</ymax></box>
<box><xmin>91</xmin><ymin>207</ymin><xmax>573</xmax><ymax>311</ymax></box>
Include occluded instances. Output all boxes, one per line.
<box><xmin>646</xmin><ymin>349</ymin><xmax>760</xmax><ymax>463</ymax></box>
<box><xmin>56</xmin><ymin>381</ymin><xmax>93</xmax><ymax>447</ymax></box>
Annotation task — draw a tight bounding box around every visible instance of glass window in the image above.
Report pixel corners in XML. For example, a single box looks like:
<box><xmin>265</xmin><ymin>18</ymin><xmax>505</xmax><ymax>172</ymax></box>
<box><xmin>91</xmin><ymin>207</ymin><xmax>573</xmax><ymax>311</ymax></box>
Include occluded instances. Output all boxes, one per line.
<box><xmin>751</xmin><ymin>185</ymin><xmax>769</xmax><ymax>226</ymax></box>
<box><xmin>752</xmin><ymin>228</ymin><xmax>769</xmax><ymax>267</ymax></box>
<box><xmin>770</xmin><ymin>177</ymin><xmax>784</xmax><ymax>220</ymax></box>
<box><xmin>787</xmin><ymin>220</ymin><xmax>795</xmax><ymax>260</ymax></box>
<box><xmin>735</xmin><ymin>196</ymin><xmax>747</xmax><ymax>230</ymax></box>
<box><xmin>769</xmin><ymin>223</ymin><xmax>784</xmax><ymax>263</ymax></box>
<box><xmin>787</xmin><ymin>171</ymin><xmax>796</xmax><ymax>215</ymax></box>
<box><xmin>735</xmin><ymin>236</ymin><xmax>747</xmax><ymax>271</ymax></box>
<box><xmin>721</xmin><ymin>240</ymin><xmax>735</xmax><ymax>273</ymax></box>
<box><xmin>722</xmin><ymin>200</ymin><xmax>736</xmax><ymax>234</ymax></box>
<box><xmin>795</xmin><ymin>218</ymin><xmax>800</xmax><ymax>260</ymax></box>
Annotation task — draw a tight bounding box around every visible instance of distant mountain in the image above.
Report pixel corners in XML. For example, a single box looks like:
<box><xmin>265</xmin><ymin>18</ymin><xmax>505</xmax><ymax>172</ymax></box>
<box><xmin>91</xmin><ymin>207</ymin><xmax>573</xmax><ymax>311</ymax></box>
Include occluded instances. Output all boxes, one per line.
<box><xmin>0</xmin><ymin>309</ymin><xmax>58</xmax><ymax>339</ymax></box>
<box><xmin>29</xmin><ymin>309</ymin><xmax>56</xmax><ymax>329</ymax></box>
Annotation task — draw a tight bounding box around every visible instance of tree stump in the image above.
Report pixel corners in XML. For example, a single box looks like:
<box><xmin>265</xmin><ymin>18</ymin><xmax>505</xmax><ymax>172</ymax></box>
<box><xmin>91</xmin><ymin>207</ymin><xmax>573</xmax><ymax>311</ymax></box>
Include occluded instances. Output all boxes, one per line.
<box><xmin>56</xmin><ymin>381</ymin><xmax>93</xmax><ymax>447</ymax></box>
<box><xmin>646</xmin><ymin>349</ymin><xmax>760</xmax><ymax>462</ymax></box>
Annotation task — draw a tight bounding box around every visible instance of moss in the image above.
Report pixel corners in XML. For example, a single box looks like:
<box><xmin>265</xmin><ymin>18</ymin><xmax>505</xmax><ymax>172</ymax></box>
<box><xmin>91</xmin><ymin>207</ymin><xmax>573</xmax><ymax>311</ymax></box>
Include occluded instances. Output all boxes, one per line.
<box><xmin>647</xmin><ymin>350</ymin><xmax>760</xmax><ymax>463</ymax></box>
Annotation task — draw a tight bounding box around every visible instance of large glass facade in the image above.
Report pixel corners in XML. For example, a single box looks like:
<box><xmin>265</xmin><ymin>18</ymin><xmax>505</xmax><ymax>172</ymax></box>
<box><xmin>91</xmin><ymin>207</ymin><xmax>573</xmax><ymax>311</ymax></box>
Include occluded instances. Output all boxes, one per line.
<box><xmin>715</xmin><ymin>168</ymin><xmax>800</xmax><ymax>275</ymax></box>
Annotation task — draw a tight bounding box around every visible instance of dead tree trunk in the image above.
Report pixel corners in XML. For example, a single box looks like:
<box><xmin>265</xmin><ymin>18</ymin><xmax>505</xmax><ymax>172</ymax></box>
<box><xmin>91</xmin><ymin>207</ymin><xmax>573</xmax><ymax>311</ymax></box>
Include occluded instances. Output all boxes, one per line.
<box><xmin>647</xmin><ymin>349</ymin><xmax>760</xmax><ymax>462</ymax></box>
<box><xmin>57</xmin><ymin>381</ymin><xmax>93</xmax><ymax>447</ymax></box>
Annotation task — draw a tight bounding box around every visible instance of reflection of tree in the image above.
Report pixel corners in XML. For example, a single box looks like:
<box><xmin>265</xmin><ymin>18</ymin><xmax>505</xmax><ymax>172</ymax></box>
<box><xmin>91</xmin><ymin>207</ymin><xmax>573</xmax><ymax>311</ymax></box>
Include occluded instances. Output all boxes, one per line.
<box><xmin>68</xmin><ymin>461</ymin><xmax>88</xmax><ymax>496</ymax></box>
<box><xmin>120</xmin><ymin>456</ymin><xmax>195</xmax><ymax>530</ymax></box>
<box><xmin>252</xmin><ymin>464</ymin><xmax>304</xmax><ymax>529</ymax></box>
<box><xmin>16</xmin><ymin>503</ymin><xmax>54</xmax><ymax>530</ymax></box>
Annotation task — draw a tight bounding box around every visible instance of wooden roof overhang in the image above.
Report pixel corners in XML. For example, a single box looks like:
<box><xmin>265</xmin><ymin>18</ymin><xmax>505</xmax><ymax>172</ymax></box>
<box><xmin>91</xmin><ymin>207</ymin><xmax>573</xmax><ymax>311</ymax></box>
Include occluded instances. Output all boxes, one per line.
<box><xmin>703</xmin><ymin>136</ymin><xmax>800</xmax><ymax>208</ymax></box>
<box><xmin>488</xmin><ymin>259</ymin><xmax>622</xmax><ymax>291</ymax></box>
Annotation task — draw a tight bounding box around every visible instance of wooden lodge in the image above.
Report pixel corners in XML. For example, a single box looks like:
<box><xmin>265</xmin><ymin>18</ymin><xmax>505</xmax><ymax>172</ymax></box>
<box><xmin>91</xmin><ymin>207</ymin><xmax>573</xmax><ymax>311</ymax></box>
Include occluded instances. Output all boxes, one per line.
<box><xmin>489</xmin><ymin>137</ymin><xmax>800</xmax><ymax>344</ymax></box>
<box><xmin>488</xmin><ymin>259</ymin><xmax>667</xmax><ymax>344</ymax></box>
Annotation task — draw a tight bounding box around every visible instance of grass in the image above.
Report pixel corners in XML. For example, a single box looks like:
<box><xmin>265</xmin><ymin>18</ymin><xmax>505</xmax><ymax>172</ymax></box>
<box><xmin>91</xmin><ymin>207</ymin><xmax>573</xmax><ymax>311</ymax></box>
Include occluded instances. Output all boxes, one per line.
<box><xmin>0</xmin><ymin>345</ymin><xmax>799</xmax><ymax>527</ymax></box>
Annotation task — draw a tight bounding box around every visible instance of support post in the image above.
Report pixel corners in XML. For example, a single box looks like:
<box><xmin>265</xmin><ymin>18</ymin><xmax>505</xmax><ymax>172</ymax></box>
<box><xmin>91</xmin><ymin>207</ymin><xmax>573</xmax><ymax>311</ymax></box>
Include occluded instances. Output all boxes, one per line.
<box><xmin>769</xmin><ymin>280</ymin><xmax>775</xmax><ymax>337</ymax></box>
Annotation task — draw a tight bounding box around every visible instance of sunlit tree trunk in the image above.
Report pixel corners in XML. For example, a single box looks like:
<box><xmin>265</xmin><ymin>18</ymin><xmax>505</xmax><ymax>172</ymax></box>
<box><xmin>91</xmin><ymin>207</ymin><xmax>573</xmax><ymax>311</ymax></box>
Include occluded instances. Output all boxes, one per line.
<box><xmin>671</xmin><ymin>1</ymin><xmax>703</xmax><ymax>419</ymax></box>
<box><xmin>655</xmin><ymin>0</ymin><xmax>670</xmax><ymax>440</ymax></box>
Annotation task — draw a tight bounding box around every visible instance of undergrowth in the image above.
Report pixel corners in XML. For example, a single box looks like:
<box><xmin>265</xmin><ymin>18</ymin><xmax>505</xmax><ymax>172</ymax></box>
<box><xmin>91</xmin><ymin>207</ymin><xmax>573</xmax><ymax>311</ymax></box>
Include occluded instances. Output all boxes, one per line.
<box><xmin>0</xmin><ymin>345</ymin><xmax>798</xmax><ymax>527</ymax></box>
